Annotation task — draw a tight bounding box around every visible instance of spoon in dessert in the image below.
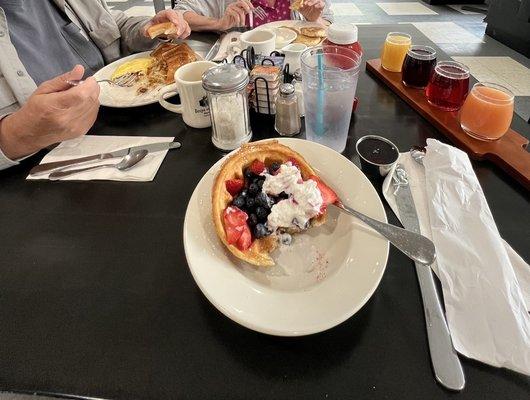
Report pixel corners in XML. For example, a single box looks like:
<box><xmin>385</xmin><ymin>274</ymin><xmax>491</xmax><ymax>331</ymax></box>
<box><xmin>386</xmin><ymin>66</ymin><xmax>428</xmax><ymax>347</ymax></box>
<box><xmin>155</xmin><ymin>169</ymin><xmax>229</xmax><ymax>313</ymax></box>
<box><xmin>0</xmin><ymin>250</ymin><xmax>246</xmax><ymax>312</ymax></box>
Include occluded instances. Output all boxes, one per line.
<box><xmin>333</xmin><ymin>200</ymin><xmax>436</xmax><ymax>266</ymax></box>
<box><xmin>48</xmin><ymin>150</ymin><xmax>148</xmax><ymax>180</ymax></box>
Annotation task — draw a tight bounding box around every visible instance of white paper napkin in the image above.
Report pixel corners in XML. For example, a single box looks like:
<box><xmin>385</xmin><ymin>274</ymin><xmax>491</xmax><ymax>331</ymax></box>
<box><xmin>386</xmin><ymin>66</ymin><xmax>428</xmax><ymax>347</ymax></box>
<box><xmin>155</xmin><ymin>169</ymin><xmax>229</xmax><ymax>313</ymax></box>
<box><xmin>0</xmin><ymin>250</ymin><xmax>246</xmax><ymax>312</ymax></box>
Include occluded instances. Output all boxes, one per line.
<box><xmin>382</xmin><ymin>139</ymin><xmax>530</xmax><ymax>376</ymax></box>
<box><xmin>27</xmin><ymin>135</ymin><xmax>174</xmax><ymax>182</ymax></box>
<box><xmin>212</xmin><ymin>31</ymin><xmax>242</xmax><ymax>62</ymax></box>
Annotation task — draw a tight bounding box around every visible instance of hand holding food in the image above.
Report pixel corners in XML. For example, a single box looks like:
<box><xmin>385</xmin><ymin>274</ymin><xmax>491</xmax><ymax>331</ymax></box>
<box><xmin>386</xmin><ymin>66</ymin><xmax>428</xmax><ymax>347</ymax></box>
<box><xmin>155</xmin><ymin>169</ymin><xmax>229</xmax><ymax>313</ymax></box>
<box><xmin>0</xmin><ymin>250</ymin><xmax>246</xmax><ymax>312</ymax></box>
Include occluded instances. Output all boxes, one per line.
<box><xmin>143</xmin><ymin>9</ymin><xmax>191</xmax><ymax>39</ymax></box>
<box><xmin>297</xmin><ymin>0</ymin><xmax>325</xmax><ymax>22</ymax></box>
<box><xmin>0</xmin><ymin>65</ymin><xmax>100</xmax><ymax>159</ymax></box>
<box><xmin>217</xmin><ymin>0</ymin><xmax>254</xmax><ymax>31</ymax></box>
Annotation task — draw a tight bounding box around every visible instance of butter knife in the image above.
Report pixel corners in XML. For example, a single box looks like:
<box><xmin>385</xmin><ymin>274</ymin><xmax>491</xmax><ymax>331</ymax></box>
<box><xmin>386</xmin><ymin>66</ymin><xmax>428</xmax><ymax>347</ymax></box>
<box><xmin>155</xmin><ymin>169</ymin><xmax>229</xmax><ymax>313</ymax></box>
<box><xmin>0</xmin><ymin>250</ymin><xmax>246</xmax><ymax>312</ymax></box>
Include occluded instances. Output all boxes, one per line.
<box><xmin>393</xmin><ymin>164</ymin><xmax>465</xmax><ymax>391</ymax></box>
<box><xmin>30</xmin><ymin>141</ymin><xmax>181</xmax><ymax>176</ymax></box>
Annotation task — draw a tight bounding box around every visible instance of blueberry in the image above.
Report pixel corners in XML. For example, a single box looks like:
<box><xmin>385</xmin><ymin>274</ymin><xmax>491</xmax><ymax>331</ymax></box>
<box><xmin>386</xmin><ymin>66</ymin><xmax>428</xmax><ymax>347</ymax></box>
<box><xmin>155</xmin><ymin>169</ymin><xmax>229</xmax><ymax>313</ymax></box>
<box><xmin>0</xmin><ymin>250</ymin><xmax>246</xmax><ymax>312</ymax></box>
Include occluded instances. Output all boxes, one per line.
<box><xmin>232</xmin><ymin>196</ymin><xmax>245</xmax><ymax>208</ymax></box>
<box><xmin>244</xmin><ymin>168</ymin><xmax>255</xmax><ymax>180</ymax></box>
<box><xmin>280</xmin><ymin>233</ymin><xmax>292</xmax><ymax>245</ymax></box>
<box><xmin>246</xmin><ymin>197</ymin><xmax>255</xmax><ymax>209</ymax></box>
<box><xmin>257</xmin><ymin>179</ymin><xmax>264</xmax><ymax>189</ymax></box>
<box><xmin>240</xmin><ymin>189</ymin><xmax>248</xmax><ymax>198</ymax></box>
<box><xmin>255</xmin><ymin>192</ymin><xmax>270</xmax><ymax>208</ymax></box>
<box><xmin>278</xmin><ymin>191</ymin><xmax>289</xmax><ymax>200</ymax></box>
<box><xmin>248</xmin><ymin>213</ymin><xmax>258</xmax><ymax>226</ymax></box>
<box><xmin>254</xmin><ymin>223</ymin><xmax>270</xmax><ymax>239</ymax></box>
<box><xmin>248</xmin><ymin>183</ymin><xmax>259</xmax><ymax>195</ymax></box>
<box><xmin>270</xmin><ymin>162</ymin><xmax>281</xmax><ymax>174</ymax></box>
<box><xmin>256</xmin><ymin>206</ymin><xmax>268</xmax><ymax>219</ymax></box>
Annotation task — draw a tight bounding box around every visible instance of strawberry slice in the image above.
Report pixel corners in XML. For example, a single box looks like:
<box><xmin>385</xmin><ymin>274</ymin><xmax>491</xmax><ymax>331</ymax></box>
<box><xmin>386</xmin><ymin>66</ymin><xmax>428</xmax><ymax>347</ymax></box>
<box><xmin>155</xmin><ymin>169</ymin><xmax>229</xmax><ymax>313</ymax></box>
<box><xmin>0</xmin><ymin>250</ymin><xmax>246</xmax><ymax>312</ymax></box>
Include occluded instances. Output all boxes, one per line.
<box><xmin>225</xmin><ymin>224</ymin><xmax>243</xmax><ymax>245</ymax></box>
<box><xmin>224</xmin><ymin>206</ymin><xmax>247</xmax><ymax>227</ymax></box>
<box><xmin>223</xmin><ymin>207</ymin><xmax>252</xmax><ymax>250</ymax></box>
<box><xmin>249</xmin><ymin>160</ymin><xmax>266</xmax><ymax>175</ymax></box>
<box><xmin>225</xmin><ymin>179</ymin><xmax>244</xmax><ymax>196</ymax></box>
<box><xmin>236</xmin><ymin>224</ymin><xmax>252</xmax><ymax>251</ymax></box>
<box><xmin>309</xmin><ymin>175</ymin><xmax>338</xmax><ymax>212</ymax></box>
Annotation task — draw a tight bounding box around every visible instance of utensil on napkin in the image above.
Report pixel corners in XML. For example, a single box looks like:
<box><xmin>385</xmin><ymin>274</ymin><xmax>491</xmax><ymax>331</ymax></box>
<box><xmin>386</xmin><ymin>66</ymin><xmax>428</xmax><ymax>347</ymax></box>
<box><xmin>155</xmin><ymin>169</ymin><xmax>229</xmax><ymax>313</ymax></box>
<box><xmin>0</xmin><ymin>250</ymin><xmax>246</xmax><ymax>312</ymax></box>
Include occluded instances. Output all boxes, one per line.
<box><xmin>30</xmin><ymin>140</ymin><xmax>180</xmax><ymax>176</ymax></box>
<box><xmin>392</xmin><ymin>163</ymin><xmax>465</xmax><ymax>391</ymax></box>
<box><xmin>49</xmin><ymin>149</ymin><xmax>148</xmax><ymax>180</ymax></box>
<box><xmin>27</xmin><ymin>136</ymin><xmax>176</xmax><ymax>182</ymax></box>
<box><xmin>383</xmin><ymin>139</ymin><xmax>530</xmax><ymax>376</ymax></box>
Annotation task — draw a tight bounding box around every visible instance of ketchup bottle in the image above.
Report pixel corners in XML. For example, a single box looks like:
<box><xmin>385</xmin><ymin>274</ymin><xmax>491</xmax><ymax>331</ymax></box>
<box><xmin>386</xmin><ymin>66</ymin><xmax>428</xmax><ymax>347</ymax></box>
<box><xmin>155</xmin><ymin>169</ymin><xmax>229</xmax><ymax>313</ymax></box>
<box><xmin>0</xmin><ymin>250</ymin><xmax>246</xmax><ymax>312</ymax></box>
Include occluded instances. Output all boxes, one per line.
<box><xmin>323</xmin><ymin>23</ymin><xmax>363</xmax><ymax>57</ymax></box>
<box><xmin>322</xmin><ymin>23</ymin><xmax>363</xmax><ymax>112</ymax></box>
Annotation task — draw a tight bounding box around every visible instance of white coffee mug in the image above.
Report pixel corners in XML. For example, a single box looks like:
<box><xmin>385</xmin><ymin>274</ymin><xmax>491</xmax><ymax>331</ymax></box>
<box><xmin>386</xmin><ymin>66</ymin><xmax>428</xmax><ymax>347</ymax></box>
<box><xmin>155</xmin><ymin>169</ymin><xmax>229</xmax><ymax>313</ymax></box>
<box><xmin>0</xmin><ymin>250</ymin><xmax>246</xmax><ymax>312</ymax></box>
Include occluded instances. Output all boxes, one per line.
<box><xmin>158</xmin><ymin>61</ymin><xmax>217</xmax><ymax>129</ymax></box>
<box><xmin>236</xmin><ymin>29</ymin><xmax>276</xmax><ymax>56</ymax></box>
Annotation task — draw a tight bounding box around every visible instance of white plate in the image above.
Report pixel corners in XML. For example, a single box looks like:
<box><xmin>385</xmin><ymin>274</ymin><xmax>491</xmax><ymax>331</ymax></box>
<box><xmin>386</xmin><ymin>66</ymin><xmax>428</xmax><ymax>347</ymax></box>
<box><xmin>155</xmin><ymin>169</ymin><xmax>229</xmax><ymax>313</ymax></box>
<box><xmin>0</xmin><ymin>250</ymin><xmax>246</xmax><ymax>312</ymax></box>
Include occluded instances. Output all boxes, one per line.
<box><xmin>183</xmin><ymin>138</ymin><xmax>389</xmax><ymax>336</ymax></box>
<box><xmin>94</xmin><ymin>50</ymin><xmax>201</xmax><ymax>108</ymax></box>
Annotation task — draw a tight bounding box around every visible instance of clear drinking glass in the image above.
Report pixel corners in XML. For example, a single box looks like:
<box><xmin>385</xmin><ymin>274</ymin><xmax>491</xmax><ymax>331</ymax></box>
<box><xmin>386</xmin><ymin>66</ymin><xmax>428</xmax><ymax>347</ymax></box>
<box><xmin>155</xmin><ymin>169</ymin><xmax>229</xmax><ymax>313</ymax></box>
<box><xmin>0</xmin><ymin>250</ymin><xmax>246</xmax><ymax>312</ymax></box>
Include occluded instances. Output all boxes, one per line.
<box><xmin>380</xmin><ymin>32</ymin><xmax>412</xmax><ymax>72</ymax></box>
<box><xmin>460</xmin><ymin>82</ymin><xmax>514</xmax><ymax>141</ymax></box>
<box><xmin>300</xmin><ymin>46</ymin><xmax>361</xmax><ymax>153</ymax></box>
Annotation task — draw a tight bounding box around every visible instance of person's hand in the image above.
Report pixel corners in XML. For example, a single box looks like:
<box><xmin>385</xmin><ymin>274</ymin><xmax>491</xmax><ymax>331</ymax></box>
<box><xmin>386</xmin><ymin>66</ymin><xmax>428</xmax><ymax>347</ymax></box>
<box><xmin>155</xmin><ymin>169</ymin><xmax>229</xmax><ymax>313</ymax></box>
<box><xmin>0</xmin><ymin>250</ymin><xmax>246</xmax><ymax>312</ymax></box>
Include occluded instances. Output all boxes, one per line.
<box><xmin>299</xmin><ymin>0</ymin><xmax>325</xmax><ymax>22</ymax></box>
<box><xmin>0</xmin><ymin>65</ymin><xmax>100</xmax><ymax>160</ymax></box>
<box><xmin>217</xmin><ymin>0</ymin><xmax>254</xmax><ymax>31</ymax></box>
<box><xmin>142</xmin><ymin>9</ymin><xmax>191</xmax><ymax>39</ymax></box>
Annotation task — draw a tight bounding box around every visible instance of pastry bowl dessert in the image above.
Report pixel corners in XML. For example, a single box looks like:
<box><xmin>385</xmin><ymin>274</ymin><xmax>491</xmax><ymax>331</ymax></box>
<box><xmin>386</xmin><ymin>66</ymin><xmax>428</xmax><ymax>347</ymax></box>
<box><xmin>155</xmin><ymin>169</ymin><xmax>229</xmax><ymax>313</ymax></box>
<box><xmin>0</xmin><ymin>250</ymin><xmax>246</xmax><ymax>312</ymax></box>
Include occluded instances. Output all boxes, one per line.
<box><xmin>212</xmin><ymin>140</ymin><xmax>337</xmax><ymax>267</ymax></box>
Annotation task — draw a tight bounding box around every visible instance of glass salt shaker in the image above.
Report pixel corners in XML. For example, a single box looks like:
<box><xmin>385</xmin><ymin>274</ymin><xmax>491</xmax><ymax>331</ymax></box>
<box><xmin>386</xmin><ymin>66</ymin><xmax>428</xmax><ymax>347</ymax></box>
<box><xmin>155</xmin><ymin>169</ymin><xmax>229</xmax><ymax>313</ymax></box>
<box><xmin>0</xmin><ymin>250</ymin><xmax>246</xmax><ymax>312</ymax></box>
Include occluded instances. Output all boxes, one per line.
<box><xmin>274</xmin><ymin>83</ymin><xmax>301</xmax><ymax>137</ymax></box>
<box><xmin>292</xmin><ymin>69</ymin><xmax>304</xmax><ymax>117</ymax></box>
<box><xmin>202</xmin><ymin>63</ymin><xmax>252</xmax><ymax>151</ymax></box>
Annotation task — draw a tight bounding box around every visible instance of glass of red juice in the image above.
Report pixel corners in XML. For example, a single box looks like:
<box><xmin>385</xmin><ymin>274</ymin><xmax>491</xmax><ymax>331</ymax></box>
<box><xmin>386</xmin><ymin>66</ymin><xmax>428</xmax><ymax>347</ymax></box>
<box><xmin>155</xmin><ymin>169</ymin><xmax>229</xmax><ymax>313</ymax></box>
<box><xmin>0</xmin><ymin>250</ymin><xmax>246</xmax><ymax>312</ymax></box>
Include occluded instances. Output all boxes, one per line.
<box><xmin>425</xmin><ymin>61</ymin><xmax>470</xmax><ymax>111</ymax></box>
<box><xmin>401</xmin><ymin>45</ymin><xmax>436</xmax><ymax>89</ymax></box>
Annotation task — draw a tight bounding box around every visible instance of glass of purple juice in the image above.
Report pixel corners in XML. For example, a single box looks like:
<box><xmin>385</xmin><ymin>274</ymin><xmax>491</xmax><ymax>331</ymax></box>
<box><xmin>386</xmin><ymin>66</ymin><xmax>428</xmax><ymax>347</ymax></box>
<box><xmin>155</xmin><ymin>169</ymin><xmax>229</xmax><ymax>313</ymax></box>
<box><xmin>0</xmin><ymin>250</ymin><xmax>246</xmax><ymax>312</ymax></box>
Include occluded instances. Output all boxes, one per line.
<box><xmin>401</xmin><ymin>45</ymin><xmax>437</xmax><ymax>89</ymax></box>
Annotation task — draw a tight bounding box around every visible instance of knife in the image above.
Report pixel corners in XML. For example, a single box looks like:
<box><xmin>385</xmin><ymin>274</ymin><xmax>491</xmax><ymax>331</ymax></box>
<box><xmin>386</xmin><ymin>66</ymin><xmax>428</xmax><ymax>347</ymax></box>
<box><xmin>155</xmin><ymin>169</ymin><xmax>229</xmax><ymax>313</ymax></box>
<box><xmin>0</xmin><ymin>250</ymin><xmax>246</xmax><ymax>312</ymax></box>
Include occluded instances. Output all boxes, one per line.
<box><xmin>29</xmin><ymin>141</ymin><xmax>181</xmax><ymax>176</ymax></box>
<box><xmin>205</xmin><ymin>37</ymin><xmax>222</xmax><ymax>61</ymax></box>
<box><xmin>393</xmin><ymin>164</ymin><xmax>465</xmax><ymax>391</ymax></box>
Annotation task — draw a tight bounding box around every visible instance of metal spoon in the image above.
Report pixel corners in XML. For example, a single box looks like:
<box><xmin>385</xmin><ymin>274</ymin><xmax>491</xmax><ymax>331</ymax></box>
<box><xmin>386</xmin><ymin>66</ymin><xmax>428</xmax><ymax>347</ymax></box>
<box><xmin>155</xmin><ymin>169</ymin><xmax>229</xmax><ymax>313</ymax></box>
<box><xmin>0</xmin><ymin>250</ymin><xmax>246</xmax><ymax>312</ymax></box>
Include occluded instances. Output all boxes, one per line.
<box><xmin>48</xmin><ymin>150</ymin><xmax>148</xmax><ymax>181</ymax></box>
<box><xmin>333</xmin><ymin>200</ymin><xmax>436</xmax><ymax>266</ymax></box>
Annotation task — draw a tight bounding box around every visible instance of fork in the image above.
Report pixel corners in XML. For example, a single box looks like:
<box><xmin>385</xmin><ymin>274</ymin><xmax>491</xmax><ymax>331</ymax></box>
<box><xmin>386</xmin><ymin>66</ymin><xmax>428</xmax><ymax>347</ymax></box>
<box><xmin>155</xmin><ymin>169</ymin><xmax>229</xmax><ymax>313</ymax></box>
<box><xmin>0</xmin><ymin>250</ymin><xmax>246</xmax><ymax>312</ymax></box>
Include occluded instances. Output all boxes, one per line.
<box><xmin>252</xmin><ymin>6</ymin><xmax>268</xmax><ymax>20</ymax></box>
<box><xmin>66</xmin><ymin>73</ymin><xmax>137</xmax><ymax>88</ymax></box>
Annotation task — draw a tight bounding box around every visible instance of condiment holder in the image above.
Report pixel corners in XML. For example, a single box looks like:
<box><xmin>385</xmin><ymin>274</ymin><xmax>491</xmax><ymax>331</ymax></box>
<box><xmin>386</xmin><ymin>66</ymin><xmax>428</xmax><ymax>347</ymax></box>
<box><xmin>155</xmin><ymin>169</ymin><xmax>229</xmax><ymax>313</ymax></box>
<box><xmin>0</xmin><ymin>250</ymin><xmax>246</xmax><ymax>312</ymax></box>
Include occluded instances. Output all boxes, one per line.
<box><xmin>202</xmin><ymin>63</ymin><xmax>252</xmax><ymax>151</ymax></box>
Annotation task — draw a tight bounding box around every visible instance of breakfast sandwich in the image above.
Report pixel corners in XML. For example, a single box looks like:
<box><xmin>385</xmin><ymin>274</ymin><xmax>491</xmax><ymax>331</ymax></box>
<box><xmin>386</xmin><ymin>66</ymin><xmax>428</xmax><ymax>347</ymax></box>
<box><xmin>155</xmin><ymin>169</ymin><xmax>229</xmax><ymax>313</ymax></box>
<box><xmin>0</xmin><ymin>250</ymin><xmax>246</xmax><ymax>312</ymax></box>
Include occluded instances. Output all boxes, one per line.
<box><xmin>212</xmin><ymin>141</ymin><xmax>338</xmax><ymax>267</ymax></box>
<box><xmin>147</xmin><ymin>22</ymin><xmax>178</xmax><ymax>39</ymax></box>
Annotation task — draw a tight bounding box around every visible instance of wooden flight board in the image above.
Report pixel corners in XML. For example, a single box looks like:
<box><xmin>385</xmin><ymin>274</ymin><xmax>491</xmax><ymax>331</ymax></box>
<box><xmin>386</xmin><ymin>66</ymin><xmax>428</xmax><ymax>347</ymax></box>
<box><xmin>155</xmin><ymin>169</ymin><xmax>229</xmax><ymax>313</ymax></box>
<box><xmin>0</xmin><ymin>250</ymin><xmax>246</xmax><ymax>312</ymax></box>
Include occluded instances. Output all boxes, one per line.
<box><xmin>366</xmin><ymin>58</ymin><xmax>530</xmax><ymax>190</ymax></box>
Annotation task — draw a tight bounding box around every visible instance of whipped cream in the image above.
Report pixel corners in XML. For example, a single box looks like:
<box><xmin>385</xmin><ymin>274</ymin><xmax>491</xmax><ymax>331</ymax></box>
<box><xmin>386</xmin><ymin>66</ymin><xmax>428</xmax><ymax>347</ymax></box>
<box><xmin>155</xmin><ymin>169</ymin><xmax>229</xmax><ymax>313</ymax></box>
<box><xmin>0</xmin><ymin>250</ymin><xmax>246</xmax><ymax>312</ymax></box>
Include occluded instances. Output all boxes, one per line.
<box><xmin>262</xmin><ymin>163</ymin><xmax>323</xmax><ymax>231</ymax></box>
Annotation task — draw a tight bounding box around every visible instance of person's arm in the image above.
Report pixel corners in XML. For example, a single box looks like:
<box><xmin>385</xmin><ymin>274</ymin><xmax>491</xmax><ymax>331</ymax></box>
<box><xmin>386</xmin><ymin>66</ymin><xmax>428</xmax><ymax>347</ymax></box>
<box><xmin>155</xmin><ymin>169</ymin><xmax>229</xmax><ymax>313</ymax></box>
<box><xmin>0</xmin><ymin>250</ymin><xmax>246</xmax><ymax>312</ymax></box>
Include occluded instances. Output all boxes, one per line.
<box><xmin>99</xmin><ymin>1</ymin><xmax>189</xmax><ymax>55</ymax></box>
<box><xmin>176</xmin><ymin>0</ymin><xmax>253</xmax><ymax>32</ymax></box>
<box><xmin>0</xmin><ymin>115</ymin><xmax>19</xmax><ymax>170</ymax></box>
<box><xmin>298</xmin><ymin>0</ymin><xmax>332</xmax><ymax>24</ymax></box>
<box><xmin>320</xmin><ymin>0</ymin><xmax>334</xmax><ymax>24</ymax></box>
<box><xmin>181</xmin><ymin>11</ymin><xmax>225</xmax><ymax>32</ymax></box>
<box><xmin>0</xmin><ymin>66</ymin><xmax>100</xmax><ymax>162</ymax></box>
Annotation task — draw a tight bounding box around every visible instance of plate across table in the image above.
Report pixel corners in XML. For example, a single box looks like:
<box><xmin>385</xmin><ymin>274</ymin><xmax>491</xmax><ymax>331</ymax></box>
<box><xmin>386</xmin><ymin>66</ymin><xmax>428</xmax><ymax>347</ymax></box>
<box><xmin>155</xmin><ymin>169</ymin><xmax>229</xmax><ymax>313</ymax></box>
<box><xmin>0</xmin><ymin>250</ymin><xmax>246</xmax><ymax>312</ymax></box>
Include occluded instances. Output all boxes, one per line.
<box><xmin>183</xmin><ymin>138</ymin><xmax>389</xmax><ymax>336</ymax></box>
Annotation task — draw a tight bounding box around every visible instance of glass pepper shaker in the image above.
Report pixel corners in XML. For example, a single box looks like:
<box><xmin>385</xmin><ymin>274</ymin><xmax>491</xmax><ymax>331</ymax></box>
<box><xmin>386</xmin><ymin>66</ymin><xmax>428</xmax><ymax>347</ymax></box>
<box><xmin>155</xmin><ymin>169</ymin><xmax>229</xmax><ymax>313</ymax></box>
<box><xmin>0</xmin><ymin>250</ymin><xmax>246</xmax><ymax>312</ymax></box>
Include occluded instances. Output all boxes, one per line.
<box><xmin>274</xmin><ymin>83</ymin><xmax>301</xmax><ymax>137</ymax></box>
<box><xmin>292</xmin><ymin>69</ymin><xmax>304</xmax><ymax>117</ymax></box>
<box><xmin>202</xmin><ymin>63</ymin><xmax>252</xmax><ymax>151</ymax></box>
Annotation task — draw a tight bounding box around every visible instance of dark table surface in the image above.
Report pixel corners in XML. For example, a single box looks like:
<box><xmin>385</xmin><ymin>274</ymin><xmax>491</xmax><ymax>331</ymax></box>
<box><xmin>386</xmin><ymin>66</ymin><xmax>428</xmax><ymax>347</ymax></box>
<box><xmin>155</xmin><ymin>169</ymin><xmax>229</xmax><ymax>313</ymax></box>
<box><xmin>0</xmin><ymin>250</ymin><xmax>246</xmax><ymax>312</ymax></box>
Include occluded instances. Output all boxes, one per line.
<box><xmin>0</xmin><ymin>25</ymin><xmax>529</xmax><ymax>400</ymax></box>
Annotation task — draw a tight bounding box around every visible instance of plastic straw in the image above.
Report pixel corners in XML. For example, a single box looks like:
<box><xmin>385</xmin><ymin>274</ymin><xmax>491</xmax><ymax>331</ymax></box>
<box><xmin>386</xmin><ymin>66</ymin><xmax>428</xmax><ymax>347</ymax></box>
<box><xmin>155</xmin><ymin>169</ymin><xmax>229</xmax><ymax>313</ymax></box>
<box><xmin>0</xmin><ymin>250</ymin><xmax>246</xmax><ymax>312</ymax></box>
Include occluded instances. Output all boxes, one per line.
<box><xmin>316</xmin><ymin>52</ymin><xmax>325</xmax><ymax>136</ymax></box>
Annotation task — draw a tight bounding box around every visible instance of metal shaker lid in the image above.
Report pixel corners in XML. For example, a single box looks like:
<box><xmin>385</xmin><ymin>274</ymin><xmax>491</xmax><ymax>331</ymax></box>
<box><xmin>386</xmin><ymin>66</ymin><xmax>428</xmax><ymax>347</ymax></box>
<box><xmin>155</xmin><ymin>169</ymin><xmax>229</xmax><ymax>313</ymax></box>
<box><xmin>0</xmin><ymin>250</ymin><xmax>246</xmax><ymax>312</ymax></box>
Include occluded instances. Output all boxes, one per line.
<box><xmin>202</xmin><ymin>63</ymin><xmax>249</xmax><ymax>94</ymax></box>
<box><xmin>279</xmin><ymin>83</ymin><xmax>295</xmax><ymax>97</ymax></box>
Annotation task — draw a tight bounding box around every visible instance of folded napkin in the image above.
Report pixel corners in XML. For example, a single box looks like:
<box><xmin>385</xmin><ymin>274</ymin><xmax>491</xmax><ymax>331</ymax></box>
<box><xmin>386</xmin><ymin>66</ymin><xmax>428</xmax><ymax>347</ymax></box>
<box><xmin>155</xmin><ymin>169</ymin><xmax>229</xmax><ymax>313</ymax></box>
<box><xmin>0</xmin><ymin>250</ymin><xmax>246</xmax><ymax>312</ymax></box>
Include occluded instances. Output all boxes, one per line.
<box><xmin>383</xmin><ymin>139</ymin><xmax>530</xmax><ymax>376</ymax></box>
<box><xmin>27</xmin><ymin>135</ymin><xmax>174</xmax><ymax>182</ymax></box>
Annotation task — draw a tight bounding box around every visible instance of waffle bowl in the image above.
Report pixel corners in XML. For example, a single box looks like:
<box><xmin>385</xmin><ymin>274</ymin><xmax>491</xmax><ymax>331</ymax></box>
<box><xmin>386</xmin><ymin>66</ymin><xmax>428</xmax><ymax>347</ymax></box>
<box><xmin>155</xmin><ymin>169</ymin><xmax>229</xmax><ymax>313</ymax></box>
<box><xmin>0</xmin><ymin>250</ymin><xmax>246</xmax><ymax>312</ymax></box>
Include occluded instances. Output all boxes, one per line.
<box><xmin>211</xmin><ymin>140</ymin><xmax>327</xmax><ymax>267</ymax></box>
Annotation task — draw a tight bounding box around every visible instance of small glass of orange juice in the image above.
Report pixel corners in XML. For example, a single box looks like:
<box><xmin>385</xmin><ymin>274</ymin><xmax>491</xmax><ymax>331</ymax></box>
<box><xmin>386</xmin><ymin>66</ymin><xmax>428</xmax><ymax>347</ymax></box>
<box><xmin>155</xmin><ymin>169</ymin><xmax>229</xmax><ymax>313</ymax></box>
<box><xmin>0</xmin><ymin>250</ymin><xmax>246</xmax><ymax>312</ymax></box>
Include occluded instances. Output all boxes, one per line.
<box><xmin>460</xmin><ymin>82</ymin><xmax>514</xmax><ymax>141</ymax></box>
<box><xmin>381</xmin><ymin>32</ymin><xmax>412</xmax><ymax>72</ymax></box>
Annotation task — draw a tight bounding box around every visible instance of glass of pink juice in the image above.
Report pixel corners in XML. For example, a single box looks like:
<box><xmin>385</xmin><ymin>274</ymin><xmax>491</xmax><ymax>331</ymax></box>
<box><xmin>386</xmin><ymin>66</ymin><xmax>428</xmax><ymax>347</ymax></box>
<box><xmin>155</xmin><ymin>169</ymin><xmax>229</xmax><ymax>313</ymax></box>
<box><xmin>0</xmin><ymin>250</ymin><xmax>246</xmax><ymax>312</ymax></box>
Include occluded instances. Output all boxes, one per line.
<box><xmin>460</xmin><ymin>82</ymin><xmax>514</xmax><ymax>141</ymax></box>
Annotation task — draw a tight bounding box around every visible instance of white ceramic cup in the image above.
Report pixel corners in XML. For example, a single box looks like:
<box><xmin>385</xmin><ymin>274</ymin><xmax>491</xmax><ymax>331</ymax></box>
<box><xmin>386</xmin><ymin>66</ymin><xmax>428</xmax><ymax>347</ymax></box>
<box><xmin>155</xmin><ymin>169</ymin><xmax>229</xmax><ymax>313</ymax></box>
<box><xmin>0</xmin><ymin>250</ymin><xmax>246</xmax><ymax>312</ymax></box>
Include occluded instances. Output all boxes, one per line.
<box><xmin>237</xmin><ymin>29</ymin><xmax>276</xmax><ymax>56</ymax></box>
<box><xmin>158</xmin><ymin>61</ymin><xmax>217</xmax><ymax>129</ymax></box>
